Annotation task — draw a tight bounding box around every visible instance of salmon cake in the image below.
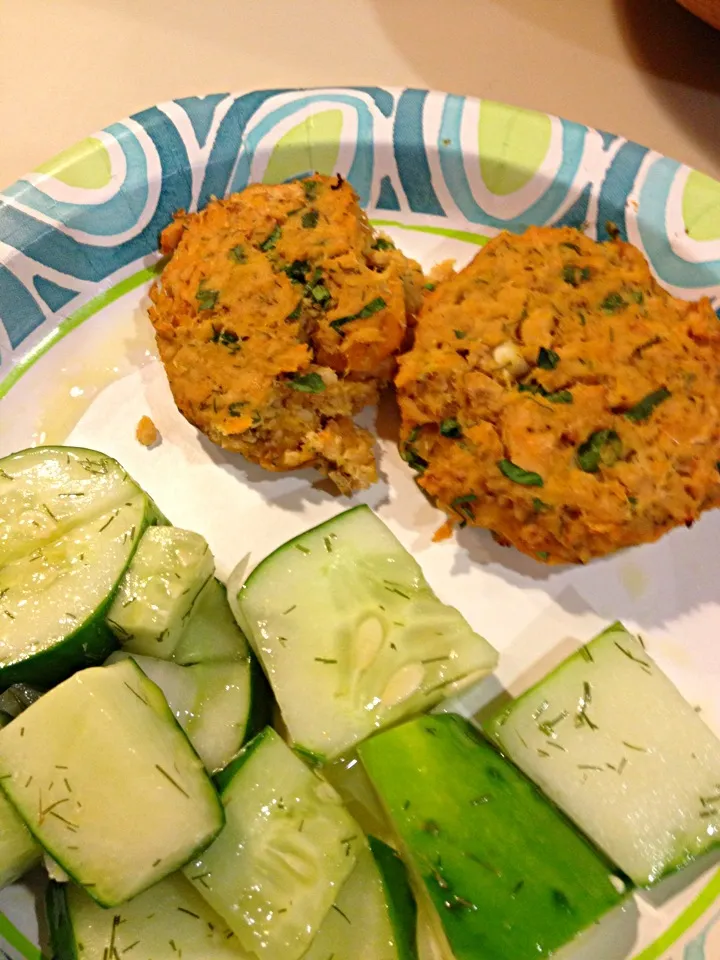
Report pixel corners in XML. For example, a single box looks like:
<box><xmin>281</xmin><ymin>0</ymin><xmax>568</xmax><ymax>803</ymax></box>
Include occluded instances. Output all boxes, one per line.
<box><xmin>149</xmin><ymin>175</ymin><xmax>423</xmax><ymax>493</ymax></box>
<box><xmin>396</xmin><ymin>226</ymin><xmax>720</xmax><ymax>564</ymax></box>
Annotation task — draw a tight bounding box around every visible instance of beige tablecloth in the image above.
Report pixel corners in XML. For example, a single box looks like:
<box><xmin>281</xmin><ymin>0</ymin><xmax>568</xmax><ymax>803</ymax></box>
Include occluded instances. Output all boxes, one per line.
<box><xmin>0</xmin><ymin>0</ymin><xmax>719</xmax><ymax>187</ymax></box>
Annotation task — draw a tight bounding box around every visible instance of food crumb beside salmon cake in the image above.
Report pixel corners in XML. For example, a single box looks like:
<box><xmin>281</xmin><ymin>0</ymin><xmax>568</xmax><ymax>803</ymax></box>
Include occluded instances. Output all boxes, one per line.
<box><xmin>396</xmin><ymin>226</ymin><xmax>720</xmax><ymax>564</ymax></box>
<box><xmin>149</xmin><ymin>174</ymin><xmax>423</xmax><ymax>493</ymax></box>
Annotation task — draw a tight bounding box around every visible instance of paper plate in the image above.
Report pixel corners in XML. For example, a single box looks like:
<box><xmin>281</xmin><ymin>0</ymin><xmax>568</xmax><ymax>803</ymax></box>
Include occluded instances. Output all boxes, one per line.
<box><xmin>0</xmin><ymin>87</ymin><xmax>718</xmax><ymax>960</ymax></box>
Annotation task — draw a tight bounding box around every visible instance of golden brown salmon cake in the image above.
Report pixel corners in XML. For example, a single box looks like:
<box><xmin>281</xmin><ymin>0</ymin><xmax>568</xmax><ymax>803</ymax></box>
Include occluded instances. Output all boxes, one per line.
<box><xmin>149</xmin><ymin>174</ymin><xmax>423</xmax><ymax>493</ymax></box>
<box><xmin>395</xmin><ymin>226</ymin><xmax>720</xmax><ymax>564</ymax></box>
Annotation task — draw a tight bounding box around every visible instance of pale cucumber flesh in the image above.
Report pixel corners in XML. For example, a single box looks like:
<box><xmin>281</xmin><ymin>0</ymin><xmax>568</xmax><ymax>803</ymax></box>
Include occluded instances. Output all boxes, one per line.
<box><xmin>107</xmin><ymin>526</ymin><xmax>215</xmax><ymax>658</ymax></box>
<box><xmin>47</xmin><ymin>873</ymin><xmax>253</xmax><ymax>959</ymax></box>
<box><xmin>0</xmin><ymin>446</ymin><xmax>142</xmax><ymax>567</ymax></box>
<box><xmin>0</xmin><ymin>787</ymin><xmax>40</xmax><ymax>889</ymax></box>
<box><xmin>0</xmin><ymin>659</ymin><xmax>223</xmax><ymax>906</ymax></box>
<box><xmin>185</xmin><ymin>727</ymin><xmax>360</xmax><ymax>960</ymax></box>
<box><xmin>304</xmin><ymin>837</ymin><xmax>418</xmax><ymax>960</ymax></box>
<box><xmin>174</xmin><ymin>577</ymin><xmax>250</xmax><ymax>665</ymax></box>
<box><xmin>486</xmin><ymin>622</ymin><xmax>720</xmax><ymax>886</ymax></box>
<box><xmin>238</xmin><ymin>506</ymin><xmax>498</xmax><ymax>760</ymax></box>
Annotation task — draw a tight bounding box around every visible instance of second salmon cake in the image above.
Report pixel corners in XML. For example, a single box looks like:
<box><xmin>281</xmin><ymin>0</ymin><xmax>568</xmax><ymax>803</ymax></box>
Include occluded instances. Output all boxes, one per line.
<box><xmin>396</xmin><ymin>226</ymin><xmax>720</xmax><ymax>563</ymax></box>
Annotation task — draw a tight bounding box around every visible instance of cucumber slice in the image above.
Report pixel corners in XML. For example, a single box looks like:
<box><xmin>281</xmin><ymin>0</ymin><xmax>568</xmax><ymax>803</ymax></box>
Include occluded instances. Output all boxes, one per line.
<box><xmin>107</xmin><ymin>650</ymin><xmax>270</xmax><ymax>773</ymax></box>
<box><xmin>0</xmin><ymin>787</ymin><xmax>40</xmax><ymax>889</ymax></box>
<box><xmin>0</xmin><ymin>493</ymin><xmax>157</xmax><ymax>688</ymax></box>
<box><xmin>185</xmin><ymin>727</ymin><xmax>361</xmax><ymax>960</ymax></box>
<box><xmin>174</xmin><ymin>578</ymin><xmax>251</xmax><ymax>665</ymax></box>
<box><xmin>0</xmin><ymin>658</ymin><xmax>223</xmax><ymax>906</ymax></box>
<box><xmin>106</xmin><ymin>527</ymin><xmax>215</xmax><ymax>659</ymax></box>
<box><xmin>237</xmin><ymin>506</ymin><xmax>498</xmax><ymax>760</ymax></box>
<box><xmin>360</xmin><ymin>714</ymin><xmax>626</xmax><ymax>960</ymax></box>
<box><xmin>0</xmin><ymin>446</ymin><xmax>146</xmax><ymax>567</ymax></box>
<box><xmin>304</xmin><ymin>837</ymin><xmax>418</xmax><ymax>960</ymax></box>
<box><xmin>47</xmin><ymin>873</ymin><xmax>253</xmax><ymax>959</ymax></box>
<box><xmin>485</xmin><ymin>622</ymin><xmax>720</xmax><ymax>886</ymax></box>
<box><xmin>0</xmin><ymin>684</ymin><xmax>41</xmax><ymax>715</ymax></box>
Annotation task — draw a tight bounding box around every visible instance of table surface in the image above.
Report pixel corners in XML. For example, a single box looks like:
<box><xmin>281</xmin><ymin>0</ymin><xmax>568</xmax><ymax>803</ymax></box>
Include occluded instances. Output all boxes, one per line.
<box><xmin>1</xmin><ymin>0</ymin><xmax>719</xmax><ymax>188</ymax></box>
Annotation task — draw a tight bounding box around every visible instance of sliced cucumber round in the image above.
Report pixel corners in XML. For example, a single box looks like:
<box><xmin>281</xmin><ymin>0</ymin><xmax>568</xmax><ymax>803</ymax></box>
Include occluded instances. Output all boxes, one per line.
<box><xmin>0</xmin><ymin>493</ymin><xmax>159</xmax><ymax>688</ymax></box>
<box><xmin>0</xmin><ymin>446</ymin><xmax>145</xmax><ymax>567</ymax></box>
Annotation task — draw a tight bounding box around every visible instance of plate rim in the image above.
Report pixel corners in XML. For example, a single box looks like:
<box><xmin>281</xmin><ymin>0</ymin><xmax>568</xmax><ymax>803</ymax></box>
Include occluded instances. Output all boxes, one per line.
<box><xmin>0</xmin><ymin>85</ymin><xmax>719</xmax><ymax>960</ymax></box>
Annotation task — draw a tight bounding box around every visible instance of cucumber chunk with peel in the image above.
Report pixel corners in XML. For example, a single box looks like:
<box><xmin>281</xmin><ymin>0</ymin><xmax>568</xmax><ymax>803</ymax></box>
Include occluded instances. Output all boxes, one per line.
<box><xmin>185</xmin><ymin>727</ymin><xmax>360</xmax><ymax>960</ymax></box>
<box><xmin>304</xmin><ymin>836</ymin><xmax>418</xmax><ymax>960</ymax></box>
<box><xmin>485</xmin><ymin>622</ymin><xmax>720</xmax><ymax>886</ymax></box>
<box><xmin>107</xmin><ymin>650</ymin><xmax>270</xmax><ymax>773</ymax></box>
<box><xmin>174</xmin><ymin>577</ymin><xmax>250</xmax><ymax>665</ymax></box>
<box><xmin>237</xmin><ymin>506</ymin><xmax>498</xmax><ymax>760</ymax></box>
<box><xmin>47</xmin><ymin>874</ymin><xmax>254</xmax><ymax>959</ymax></box>
<box><xmin>360</xmin><ymin>713</ymin><xmax>626</xmax><ymax>960</ymax></box>
<box><xmin>0</xmin><ymin>493</ymin><xmax>157</xmax><ymax>688</ymax></box>
<box><xmin>107</xmin><ymin>526</ymin><xmax>215</xmax><ymax>658</ymax></box>
<box><xmin>0</xmin><ymin>659</ymin><xmax>224</xmax><ymax>906</ymax></box>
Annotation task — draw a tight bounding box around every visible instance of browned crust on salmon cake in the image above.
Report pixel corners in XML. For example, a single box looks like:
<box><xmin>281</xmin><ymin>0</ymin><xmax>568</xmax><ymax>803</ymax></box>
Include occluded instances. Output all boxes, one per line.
<box><xmin>149</xmin><ymin>174</ymin><xmax>424</xmax><ymax>494</ymax></box>
<box><xmin>395</xmin><ymin>226</ymin><xmax>720</xmax><ymax>563</ymax></box>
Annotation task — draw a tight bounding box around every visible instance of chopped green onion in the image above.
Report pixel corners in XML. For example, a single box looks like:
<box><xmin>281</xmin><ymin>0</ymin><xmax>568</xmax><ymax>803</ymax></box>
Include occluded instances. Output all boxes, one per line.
<box><xmin>228</xmin><ymin>245</ymin><xmax>247</xmax><ymax>264</ymax></box>
<box><xmin>600</xmin><ymin>292</ymin><xmax>626</xmax><ymax>313</ymax></box>
<box><xmin>284</xmin><ymin>260</ymin><xmax>310</xmax><ymax>284</ymax></box>
<box><xmin>451</xmin><ymin>494</ymin><xmax>477</xmax><ymax>521</ymax></box>
<box><xmin>259</xmin><ymin>225</ymin><xmax>281</xmax><ymax>252</ymax></box>
<box><xmin>576</xmin><ymin>429</ymin><xmax>622</xmax><ymax>473</ymax></box>
<box><xmin>301</xmin><ymin>210</ymin><xmax>319</xmax><ymax>229</ymax></box>
<box><xmin>330</xmin><ymin>297</ymin><xmax>387</xmax><ymax>334</ymax></box>
<box><xmin>288</xmin><ymin>373</ymin><xmax>326</xmax><ymax>393</ymax></box>
<box><xmin>439</xmin><ymin>418</ymin><xmax>462</xmax><ymax>438</ymax></box>
<box><xmin>625</xmin><ymin>387</ymin><xmax>670</xmax><ymax>423</ymax></box>
<box><xmin>537</xmin><ymin>347</ymin><xmax>560</xmax><ymax>370</ymax></box>
<box><xmin>196</xmin><ymin>286</ymin><xmax>219</xmax><ymax>311</ymax></box>
<box><xmin>498</xmin><ymin>459</ymin><xmax>544</xmax><ymax>487</ymax></box>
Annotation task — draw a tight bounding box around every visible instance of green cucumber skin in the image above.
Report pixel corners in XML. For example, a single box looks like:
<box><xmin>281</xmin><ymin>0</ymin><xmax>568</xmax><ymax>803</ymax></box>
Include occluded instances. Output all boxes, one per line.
<box><xmin>369</xmin><ymin>836</ymin><xmax>419</xmax><ymax>960</ymax></box>
<box><xmin>0</xmin><ymin>498</ymin><xmax>162</xmax><ymax>692</ymax></box>
<box><xmin>214</xmin><ymin>727</ymin><xmax>274</xmax><ymax>794</ymax></box>
<box><xmin>244</xmin><ymin>652</ymin><xmax>273</xmax><ymax>745</ymax></box>
<box><xmin>360</xmin><ymin>714</ymin><xmax>625</xmax><ymax>960</ymax></box>
<box><xmin>46</xmin><ymin>881</ymin><xmax>80</xmax><ymax>960</ymax></box>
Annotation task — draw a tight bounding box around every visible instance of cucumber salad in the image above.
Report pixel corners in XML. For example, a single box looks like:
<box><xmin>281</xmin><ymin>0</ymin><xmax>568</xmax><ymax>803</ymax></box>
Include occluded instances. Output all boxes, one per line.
<box><xmin>0</xmin><ymin>445</ymin><xmax>718</xmax><ymax>960</ymax></box>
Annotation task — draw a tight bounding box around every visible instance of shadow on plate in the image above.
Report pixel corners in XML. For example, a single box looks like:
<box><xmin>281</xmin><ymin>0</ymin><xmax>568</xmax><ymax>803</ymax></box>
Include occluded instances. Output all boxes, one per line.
<box><xmin>613</xmin><ymin>0</ymin><xmax>720</xmax><ymax>167</ymax></box>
